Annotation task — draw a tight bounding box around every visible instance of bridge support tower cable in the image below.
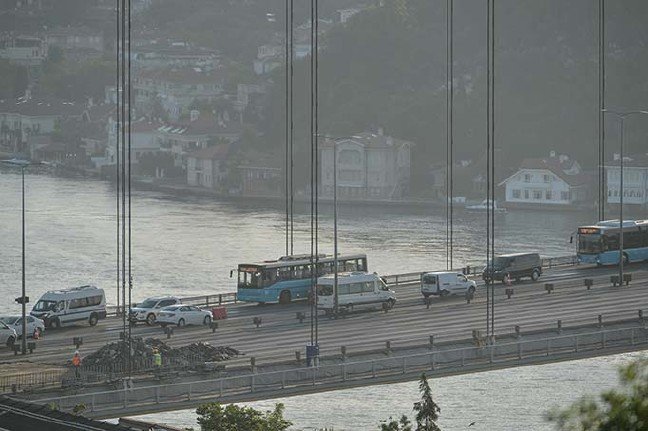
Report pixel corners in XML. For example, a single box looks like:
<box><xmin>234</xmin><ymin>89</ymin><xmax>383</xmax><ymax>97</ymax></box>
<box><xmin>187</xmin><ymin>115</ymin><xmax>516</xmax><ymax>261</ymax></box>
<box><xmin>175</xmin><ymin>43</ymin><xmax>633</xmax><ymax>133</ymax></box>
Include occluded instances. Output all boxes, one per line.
<box><xmin>486</xmin><ymin>0</ymin><xmax>496</xmax><ymax>339</ymax></box>
<box><xmin>115</xmin><ymin>0</ymin><xmax>121</xmax><ymax>318</ymax></box>
<box><xmin>598</xmin><ymin>0</ymin><xmax>606</xmax><ymax>221</ymax></box>
<box><xmin>445</xmin><ymin>0</ymin><xmax>454</xmax><ymax>271</ymax></box>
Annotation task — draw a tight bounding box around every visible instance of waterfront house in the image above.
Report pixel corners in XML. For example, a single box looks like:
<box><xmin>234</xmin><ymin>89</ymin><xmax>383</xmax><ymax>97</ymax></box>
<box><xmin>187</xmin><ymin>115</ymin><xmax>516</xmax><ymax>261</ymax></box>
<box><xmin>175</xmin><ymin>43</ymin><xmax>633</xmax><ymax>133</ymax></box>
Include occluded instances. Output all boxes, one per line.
<box><xmin>499</xmin><ymin>153</ymin><xmax>589</xmax><ymax>207</ymax></box>
<box><xmin>605</xmin><ymin>153</ymin><xmax>648</xmax><ymax>207</ymax></box>
<box><xmin>157</xmin><ymin>110</ymin><xmax>242</xmax><ymax>171</ymax></box>
<box><xmin>0</xmin><ymin>97</ymin><xmax>85</xmax><ymax>155</ymax></box>
<box><xmin>319</xmin><ymin>130</ymin><xmax>413</xmax><ymax>200</ymax></box>
<box><xmin>0</xmin><ymin>35</ymin><xmax>47</xmax><ymax>66</ymax></box>
<box><xmin>237</xmin><ymin>151</ymin><xmax>282</xmax><ymax>197</ymax></box>
<box><xmin>187</xmin><ymin>143</ymin><xmax>232</xmax><ymax>190</ymax></box>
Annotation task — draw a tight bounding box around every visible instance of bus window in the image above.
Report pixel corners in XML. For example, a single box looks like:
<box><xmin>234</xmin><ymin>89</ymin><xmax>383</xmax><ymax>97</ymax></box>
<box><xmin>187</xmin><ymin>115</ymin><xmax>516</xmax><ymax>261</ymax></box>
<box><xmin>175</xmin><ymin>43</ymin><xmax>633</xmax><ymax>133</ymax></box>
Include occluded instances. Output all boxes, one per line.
<box><xmin>362</xmin><ymin>282</ymin><xmax>374</xmax><ymax>293</ymax></box>
<box><xmin>338</xmin><ymin>284</ymin><xmax>350</xmax><ymax>295</ymax></box>
<box><xmin>603</xmin><ymin>233</ymin><xmax>619</xmax><ymax>251</ymax></box>
<box><xmin>578</xmin><ymin>235</ymin><xmax>602</xmax><ymax>254</ymax></box>
<box><xmin>277</xmin><ymin>267</ymin><xmax>291</xmax><ymax>281</ymax></box>
<box><xmin>238</xmin><ymin>270</ymin><xmax>261</xmax><ymax>288</ymax></box>
<box><xmin>349</xmin><ymin>283</ymin><xmax>363</xmax><ymax>294</ymax></box>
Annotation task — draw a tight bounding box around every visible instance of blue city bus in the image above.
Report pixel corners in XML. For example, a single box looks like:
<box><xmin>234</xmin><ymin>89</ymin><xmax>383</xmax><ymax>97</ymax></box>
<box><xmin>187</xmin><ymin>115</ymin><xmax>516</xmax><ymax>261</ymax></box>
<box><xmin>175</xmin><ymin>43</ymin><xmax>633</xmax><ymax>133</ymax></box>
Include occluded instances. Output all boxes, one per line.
<box><xmin>577</xmin><ymin>220</ymin><xmax>648</xmax><ymax>265</ymax></box>
<box><xmin>235</xmin><ymin>254</ymin><xmax>368</xmax><ymax>304</ymax></box>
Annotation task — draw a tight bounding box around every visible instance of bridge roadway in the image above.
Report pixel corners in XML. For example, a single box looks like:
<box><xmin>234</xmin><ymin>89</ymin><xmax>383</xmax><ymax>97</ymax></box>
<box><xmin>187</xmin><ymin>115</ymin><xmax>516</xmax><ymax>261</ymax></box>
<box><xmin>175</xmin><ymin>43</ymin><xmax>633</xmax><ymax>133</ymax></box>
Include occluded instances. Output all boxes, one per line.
<box><xmin>1</xmin><ymin>264</ymin><xmax>647</xmax><ymax>370</ymax></box>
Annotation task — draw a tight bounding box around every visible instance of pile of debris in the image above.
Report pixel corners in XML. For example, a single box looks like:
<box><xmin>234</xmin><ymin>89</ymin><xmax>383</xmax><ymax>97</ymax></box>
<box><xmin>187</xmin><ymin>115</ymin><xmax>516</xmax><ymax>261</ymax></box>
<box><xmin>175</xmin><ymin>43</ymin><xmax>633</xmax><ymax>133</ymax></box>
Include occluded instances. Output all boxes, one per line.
<box><xmin>82</xmin><ymin>338</ymin><xmax>239</xmax><ymax>370</ymax></box>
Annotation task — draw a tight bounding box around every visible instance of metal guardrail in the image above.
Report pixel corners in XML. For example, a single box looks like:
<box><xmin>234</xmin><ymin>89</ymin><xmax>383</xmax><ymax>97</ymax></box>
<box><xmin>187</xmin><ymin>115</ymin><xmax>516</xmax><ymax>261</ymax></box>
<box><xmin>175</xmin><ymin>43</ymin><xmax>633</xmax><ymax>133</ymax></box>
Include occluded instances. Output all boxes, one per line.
<box><xmin>38</xmin><ymin>324</ymin><xmax>647</xmax><ymax>415</ymax></box>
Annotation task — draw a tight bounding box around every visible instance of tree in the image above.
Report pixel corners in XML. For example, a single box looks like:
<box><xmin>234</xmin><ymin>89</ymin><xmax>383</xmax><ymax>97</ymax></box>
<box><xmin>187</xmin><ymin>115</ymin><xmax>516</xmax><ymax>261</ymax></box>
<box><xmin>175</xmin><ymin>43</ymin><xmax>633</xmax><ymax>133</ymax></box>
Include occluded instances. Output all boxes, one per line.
<box><xmin>413</xmin><ymin>374</ymin><xmax>441</xmax><ymax>431</ymax></box>
<box><xmin>195</xmin><ymin>402</ymin><xmax>292</xmax><ymax>431</ymax></box>
<box><xmin>546</xmin><ymin>359</ymin><xmax>648</xmax><ymax>431</ymax></box>
<box><xmin>380</xmin><ymin>374</ymin><xmax>441</xmax><ymax>431</ymax></box>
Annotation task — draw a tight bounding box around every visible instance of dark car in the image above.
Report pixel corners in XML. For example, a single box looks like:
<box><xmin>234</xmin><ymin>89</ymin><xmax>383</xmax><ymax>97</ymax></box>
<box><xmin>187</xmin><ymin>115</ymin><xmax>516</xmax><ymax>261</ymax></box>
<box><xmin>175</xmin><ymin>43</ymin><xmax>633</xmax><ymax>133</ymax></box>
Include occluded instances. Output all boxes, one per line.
<box><xmin>482</xmin><ymin>253</ymin><xmax>542</xmax><ymax>283</ymax></box>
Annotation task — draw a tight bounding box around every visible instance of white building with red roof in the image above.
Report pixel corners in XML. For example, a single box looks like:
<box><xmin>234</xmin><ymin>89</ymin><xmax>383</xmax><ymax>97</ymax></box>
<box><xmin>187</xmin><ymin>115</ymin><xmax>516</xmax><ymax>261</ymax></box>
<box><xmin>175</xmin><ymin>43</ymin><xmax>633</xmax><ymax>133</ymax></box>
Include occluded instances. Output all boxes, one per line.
<box><xmin>499</xmin><ymin>152</ymin><xmax>590</xmax><ymax>207</ymax></box>
<box><xmin>605</xmin><ymin>153</ymin><xmax>648</xmax><ymax>206</ymax></box>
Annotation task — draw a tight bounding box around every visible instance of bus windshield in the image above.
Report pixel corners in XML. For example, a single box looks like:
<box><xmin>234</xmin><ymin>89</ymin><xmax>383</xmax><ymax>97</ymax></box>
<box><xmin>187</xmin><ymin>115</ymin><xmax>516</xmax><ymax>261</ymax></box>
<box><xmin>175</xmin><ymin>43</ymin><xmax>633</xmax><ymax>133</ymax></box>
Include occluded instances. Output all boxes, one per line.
<box><xmin>579</xmin><ymin>234</ymin><xmax>602</xmax><ymax>254</ymax></box>
<box><xmin>238</xmin><ymin>267</ymin><xmax>262</xmax><ymax>289</ymax></box>
<box><xmin>33</xmin><ymin>300</ymin><xmax>60</xmax><ymax>312</ymax></box>
<box><xmin>316</xmin><ymin>284</ymin><xmax>333</xmax><ymax>296</ymax></box>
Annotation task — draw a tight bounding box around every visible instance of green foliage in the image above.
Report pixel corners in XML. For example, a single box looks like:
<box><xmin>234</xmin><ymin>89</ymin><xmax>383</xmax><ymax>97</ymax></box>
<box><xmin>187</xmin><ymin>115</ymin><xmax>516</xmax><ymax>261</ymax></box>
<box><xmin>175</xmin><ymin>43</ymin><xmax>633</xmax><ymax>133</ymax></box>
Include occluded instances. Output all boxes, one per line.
<box><xmin>195</xmin><ymin>402</ymin><xmax>292</xmax><ymax>431</ymax></box>
<box><xmin>0</xmin><ymin>59</ymin><xmax>28</xmax><ymax>99</ymax></box>
<box><xmin>380</xmin><ymin>374</ymin><xmax>441</xmax><ymax>431</ymax></box>
<box><xmin>381</xmin><ymin>415</ymin><xmax>413</xmax><ymax>431</ymax></box>
<box><xmin>546</xmin><ymin>359</ymin><xmax>648</xmax><ymax>431</ymax></box>
<box><xmin>38</xmin><ymin>58</ymin><xmax>115</xmax><ymax>102</ymax></box>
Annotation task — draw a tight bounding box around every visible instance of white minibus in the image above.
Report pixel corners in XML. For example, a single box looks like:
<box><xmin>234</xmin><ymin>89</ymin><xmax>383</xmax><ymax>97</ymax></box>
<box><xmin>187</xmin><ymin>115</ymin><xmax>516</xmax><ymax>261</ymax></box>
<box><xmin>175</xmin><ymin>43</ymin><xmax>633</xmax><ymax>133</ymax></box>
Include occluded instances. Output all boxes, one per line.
<box><xmin>31</xmin><ymin>285</ymin><xmax>107</xmax><ymax>328</ymax></box>
<box><xmin>316</xmin><ymin>272</ymin><xmax>396</xmax><ymax>313</ymax></box>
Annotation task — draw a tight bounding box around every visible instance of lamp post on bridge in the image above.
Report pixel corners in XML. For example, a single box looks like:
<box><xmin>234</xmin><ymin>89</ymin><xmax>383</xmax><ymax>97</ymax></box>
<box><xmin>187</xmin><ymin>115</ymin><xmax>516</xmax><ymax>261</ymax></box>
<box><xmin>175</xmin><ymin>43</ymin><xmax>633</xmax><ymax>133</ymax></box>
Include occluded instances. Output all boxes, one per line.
<box><xmin>316</xmin><ymin>134</ymin><xmax>357</xmax><ymax>316</ymax></box>
<box><xmin>1</xmin><ymin>158</ymin><xmax>42</xmax><ymax>355</ymax></box>
<box><xmin>601</xmin><ymin>109</ymin><xmax>648</xmax><ymax>284</ymax></box>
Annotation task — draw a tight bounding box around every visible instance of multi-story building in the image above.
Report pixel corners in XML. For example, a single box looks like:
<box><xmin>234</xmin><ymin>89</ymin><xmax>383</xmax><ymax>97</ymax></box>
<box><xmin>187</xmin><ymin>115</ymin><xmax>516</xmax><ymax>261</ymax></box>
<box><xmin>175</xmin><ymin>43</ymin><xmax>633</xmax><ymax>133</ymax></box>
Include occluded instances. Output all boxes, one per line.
<box><xmin>605</xmin><ymin>154</ymin><xmax>648</xmax><ymax>207</ymax></box>
<box><xmin>0</xmin><ymin>35</ymin><xmax>47</xmax><ymax>66</ymax></box>
<box><xmin>499</xmin><ymin>153</ymin><xmax>589</xmax><ymax>207</ymax></box>
<box><xmin>187</xmin><ymin>143</ymin><xmax>231</xmax><ymax>189</ymax></box>
<box><xmin>319</xmin><ymin>130</ymin><xmax>413</xmax><ymax>200</ymax></box>
<box><xmin>133</xmin><ymin>67</ymin><xmax>224</xmax><ymax>120</ymax></box>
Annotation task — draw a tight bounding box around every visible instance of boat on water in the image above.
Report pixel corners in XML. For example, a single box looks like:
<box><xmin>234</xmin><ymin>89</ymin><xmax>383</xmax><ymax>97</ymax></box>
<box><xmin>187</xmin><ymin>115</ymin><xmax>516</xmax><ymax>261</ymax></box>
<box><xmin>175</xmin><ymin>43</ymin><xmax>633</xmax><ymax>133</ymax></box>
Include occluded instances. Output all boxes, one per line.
<box><xmin>464</xmin><ymin>199</ymin><xmax>507</xmax><ymax>213</ymax></box>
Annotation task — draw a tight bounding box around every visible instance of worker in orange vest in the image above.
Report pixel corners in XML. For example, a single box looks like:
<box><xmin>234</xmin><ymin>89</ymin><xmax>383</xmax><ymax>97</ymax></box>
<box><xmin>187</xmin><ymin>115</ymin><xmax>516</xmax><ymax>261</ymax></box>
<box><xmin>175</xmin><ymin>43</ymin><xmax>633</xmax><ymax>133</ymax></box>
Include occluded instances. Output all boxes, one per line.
<box><xmin>72</xmin><ymin>350</ymin><xmax>82</xmax><ymax>378</ymax></box>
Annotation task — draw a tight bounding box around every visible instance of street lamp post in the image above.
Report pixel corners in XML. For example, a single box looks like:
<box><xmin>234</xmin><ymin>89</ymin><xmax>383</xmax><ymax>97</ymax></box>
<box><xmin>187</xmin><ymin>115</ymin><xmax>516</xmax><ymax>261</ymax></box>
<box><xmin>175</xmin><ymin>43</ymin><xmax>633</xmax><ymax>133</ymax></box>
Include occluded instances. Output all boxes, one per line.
<box><xmin>333</xmin><ymin>140</ymin><xmax>339</xmax><ymax>315</ymax></box>
<box><xmin>2</xmin><ymin>159</ymin><xmax>39</xmax><ymax>354</ymax></box>
<box><xmin>601</xmin><ymin>109</ymin><xmax>648</xmax><ymax>283</ymax></box>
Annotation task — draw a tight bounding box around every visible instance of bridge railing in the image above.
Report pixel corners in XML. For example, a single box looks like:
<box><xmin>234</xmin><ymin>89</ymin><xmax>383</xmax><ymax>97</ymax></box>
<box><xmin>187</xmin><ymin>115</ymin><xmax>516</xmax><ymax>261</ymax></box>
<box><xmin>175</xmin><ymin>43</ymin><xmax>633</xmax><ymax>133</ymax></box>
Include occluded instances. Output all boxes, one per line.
<box><xmin>39</xmin><ymin>324</ymin><xmax>647</xmax><ymax>415</ymax></box>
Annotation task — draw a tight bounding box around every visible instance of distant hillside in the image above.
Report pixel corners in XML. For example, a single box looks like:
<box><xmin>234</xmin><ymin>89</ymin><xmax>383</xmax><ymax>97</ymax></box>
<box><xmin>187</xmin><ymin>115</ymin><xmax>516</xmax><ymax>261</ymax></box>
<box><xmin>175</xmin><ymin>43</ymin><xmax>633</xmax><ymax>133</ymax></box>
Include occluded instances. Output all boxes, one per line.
<box><xmin>262</xmin><ymin>0</ymin><xmax>648</xmax><ymax>189</ymax></box>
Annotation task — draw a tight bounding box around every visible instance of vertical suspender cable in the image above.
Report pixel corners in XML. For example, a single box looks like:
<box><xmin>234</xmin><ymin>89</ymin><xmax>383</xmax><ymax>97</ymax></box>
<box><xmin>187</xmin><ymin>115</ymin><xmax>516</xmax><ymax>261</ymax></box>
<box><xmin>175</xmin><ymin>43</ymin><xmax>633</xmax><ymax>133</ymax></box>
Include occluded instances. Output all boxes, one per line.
<box><xmin>284</xmin><ymin>0</ymin><xmax>290</xmax><ymax>256</ymax></box>
<box><xmin>127</xmin><ymin>0</ymin><xmax>133</xmax><ymax>378</ymax></box>
<box><xmin>115</xmin><ymin>0</ymin><xmax>120</xmax><ymax>318</ymax></box>
<box><xmin>309</xmin><ymin>0</ymin><xmax>315</xmax><ymax>346</ymax></box>
<box><xmin>314</xmin><ymin>0</ymin><xmax>319</xmax><ymax>344</ymax></box>
<box><xmin>290</xmin><ymin>0</ymin><xmax>294</xmax><ymax>255</ymax></box>
<box><xmin>120</xmin><ymin>0</ymin><xmax>127</xmax><ymax>373</ymax></box>
<box><xmin>446</xmin><ymin>0</ymin><xmax>454</xmax><ymax>271</ymax></box>
<box><xmin>490</xmin><ymin>0</ymin><xmax>497</xmax><ymax>340</ymax></box>
<box><xmin>485</xmin><ymin>0</ymin><xmax>492</xmax><ymax>338</ymax></box>
<box><xmin>598</xmin><ymin>0</ymin><xmax>606</xmax><ymax>221</ymax></box>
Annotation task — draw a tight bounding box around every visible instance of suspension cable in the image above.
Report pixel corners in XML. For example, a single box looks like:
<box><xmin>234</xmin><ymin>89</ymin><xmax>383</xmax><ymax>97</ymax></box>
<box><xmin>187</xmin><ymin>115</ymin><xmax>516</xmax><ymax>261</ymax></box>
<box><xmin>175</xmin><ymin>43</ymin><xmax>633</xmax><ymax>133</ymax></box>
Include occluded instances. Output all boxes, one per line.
<box><xmin>290</xmin><ymin>0</ymin><xmax>294</xmax><ymax>255</ymax></box>
<box><xmin>284</xmin><ymin>0</ymin><xmax>290</xmax><ymax>256</ymax></box>
<box><xmin>127</xmin><ymin>0</ymin><xmax>133</xmax><ymax>378</ymax></box>
<box><xmin>488</xmin><ymin>0</ymin><xmax>496</xmax><ymax>339</ymax></box>
<box><xmin>120</xmin><ymin>0</ymin><xmax>127</xmax><ymax>373</ymax></box>
<box><xmin>598</xmin><ymin>0</ymin><xmax>606</xmax><ymax>221</ymax></box>
<box><xmin>115</xmin><ymin>0</ymin><xmax>120</xmax><ymax>318</ymax></box>
<box><xmin>446</xmin><ymin>0</ymin><xmax>454</xmax><ymax>271</ymax></box>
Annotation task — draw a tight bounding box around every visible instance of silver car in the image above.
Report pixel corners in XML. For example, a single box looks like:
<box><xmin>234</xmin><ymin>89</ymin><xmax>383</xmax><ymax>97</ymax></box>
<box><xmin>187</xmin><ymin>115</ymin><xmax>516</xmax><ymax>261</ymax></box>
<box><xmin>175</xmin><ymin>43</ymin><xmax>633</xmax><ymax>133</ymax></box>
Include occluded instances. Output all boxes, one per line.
<box><xmin>0</xmin><ymin>321</ymin><xmax>17</xmax><ymax>348</ymax></box>
<box><xmin>0</xmin><ymin>315</ymin><xmax>45</xmax><ymax>339</ymax></box>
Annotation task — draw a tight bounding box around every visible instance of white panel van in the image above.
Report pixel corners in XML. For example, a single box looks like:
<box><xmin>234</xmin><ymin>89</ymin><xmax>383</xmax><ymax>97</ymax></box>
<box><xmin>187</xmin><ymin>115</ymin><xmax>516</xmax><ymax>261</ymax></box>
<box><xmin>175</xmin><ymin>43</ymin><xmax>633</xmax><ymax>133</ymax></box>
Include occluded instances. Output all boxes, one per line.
<box><xmin>421</xmin><ymin>272</ymin><xmax>476</xmax><ymax>298</ymax></box>
<box><xmin>30</xmin><ymin>285</ymin><xmax>107</xmax><ymax>328</ymax></box>
<box><xmin>316</xmin><ymin>272</ymin><xmax>396</xmax><ymax>312</ymax></box>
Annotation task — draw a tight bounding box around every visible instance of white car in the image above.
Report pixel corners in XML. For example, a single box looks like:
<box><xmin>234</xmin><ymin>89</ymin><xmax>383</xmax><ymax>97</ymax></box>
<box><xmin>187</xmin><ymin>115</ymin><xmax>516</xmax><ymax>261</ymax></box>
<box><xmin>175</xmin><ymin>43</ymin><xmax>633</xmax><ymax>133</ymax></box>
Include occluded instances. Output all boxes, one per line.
<box><xmin>0</xmin><ymin>321</ymin><xmax>17</xmax><ymax>348</ymax></box>
<box><xmin>157</xmin><ymin>305</ymin><xmax>212</xmax><ymax>328</ymax></box>
<box><xmin>0</xmin><ymin>315</ymin><xmax>45</xmax><ymax>339</ymax></box>
<box><xmin>129</xmin><ymin>296</ymin><xmax>181</xmax><ymax>325</ymax></box>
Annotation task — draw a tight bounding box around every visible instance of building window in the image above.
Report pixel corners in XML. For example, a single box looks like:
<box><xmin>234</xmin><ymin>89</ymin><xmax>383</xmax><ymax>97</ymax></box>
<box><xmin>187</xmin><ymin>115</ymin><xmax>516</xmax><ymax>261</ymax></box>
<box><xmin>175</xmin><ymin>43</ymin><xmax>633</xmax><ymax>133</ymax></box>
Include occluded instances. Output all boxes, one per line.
<box><xmin>543</xmin><ymin>174</ymin><xmax>551</xmax><ymax>183</ymax></box>
<box><xmin>512</xmin><ymin>189</ymin><xmax>521</xmax><ymax>199</ymax></box>
<box><xmin>561</xmin><ymin>191</ymin><xmax>570</xmax><ymax>201</ymax></box>
<box><xmin>545</xmin><ymin>190</ymin><xmax>552</xmax><ymax>200</ymax></box>
<box><xmin>524</xmin><ymin>174</ymin><xmax>531</xmax><ymax>183</ymax></box>
<box><xmin>533</xmin><ymin>191</ymin><xmax>542</xmax><ymax>200</ymax></box>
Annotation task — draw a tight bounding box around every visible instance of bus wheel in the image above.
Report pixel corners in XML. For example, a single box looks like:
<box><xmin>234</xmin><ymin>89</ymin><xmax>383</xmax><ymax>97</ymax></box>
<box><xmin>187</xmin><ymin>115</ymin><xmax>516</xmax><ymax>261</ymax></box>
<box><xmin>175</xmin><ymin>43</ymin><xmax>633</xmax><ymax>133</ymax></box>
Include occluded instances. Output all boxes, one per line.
<box><xmin>50</xmin><ymin>318</ymin><xmax>61</xmax><ymax>329</ymax></box>
<box><xmin>279</xmin><ymin>290</ymin><xmax>292</xmax><ymax>304</ymax></box>
<box><xmin>531</xmin><ymin>269</ymin><xmax>540</xmax><ymax>281</ymax></box>
<box><xmin>386</xmin><ymin>299</ymin><xmax>396</xmax><ymax>309</ymax></box>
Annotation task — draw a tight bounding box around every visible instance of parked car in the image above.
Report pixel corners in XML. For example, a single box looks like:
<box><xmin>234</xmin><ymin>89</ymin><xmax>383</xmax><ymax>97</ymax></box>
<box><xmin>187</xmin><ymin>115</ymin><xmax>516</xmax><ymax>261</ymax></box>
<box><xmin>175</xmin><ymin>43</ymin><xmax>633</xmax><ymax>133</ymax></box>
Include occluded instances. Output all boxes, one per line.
<box><xmin>30</xmin><ymin>285</ymin><xmax>106</xmax><ymax>328</ymax></box>
<box><xmin>157</xmin><ymin>305</ymin><xmax>212</xmax><ymax>328</ymax></box>
<box><xmin>482</xmin><ymin>252</ymin><xmax>542</xmax><ymax>283</ymax></box>
<box><xmin>420</xmin><ymin>272</ymin><xmax>476</xmax><ymax>298</ymax></box>
<box><xmin>0</xmin><ymin>315</ymin><xmax>45</xmax><ymax>339</ymax></box>
<box><xmin>129</xmin><ymin>296</ymin><xmax>181</xmax><ymax>325</ymax></box>
<box><xmin>0</xmin><ymin>321</ymin><xmax>17</xmax><ymax>348</ymax></box>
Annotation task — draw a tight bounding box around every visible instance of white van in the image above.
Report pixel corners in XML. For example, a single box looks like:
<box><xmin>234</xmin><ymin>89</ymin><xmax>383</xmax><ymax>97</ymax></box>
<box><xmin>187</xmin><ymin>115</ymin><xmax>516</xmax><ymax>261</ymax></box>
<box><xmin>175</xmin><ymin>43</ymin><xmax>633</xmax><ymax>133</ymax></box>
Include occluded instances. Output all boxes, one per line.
<box><xmin>31</xmin><ymin>285</ymin><xmax>107</xmax><ymax>328</ymax></box>
<box><xmin>421</xmin><ymin>272</ymin><xmax>476</xmax><ymax>298</ymax></box>
<box><xmin>316</xmin><ymin>272</ymin><xmax>396</xmax><ymax>312</ymax></box>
